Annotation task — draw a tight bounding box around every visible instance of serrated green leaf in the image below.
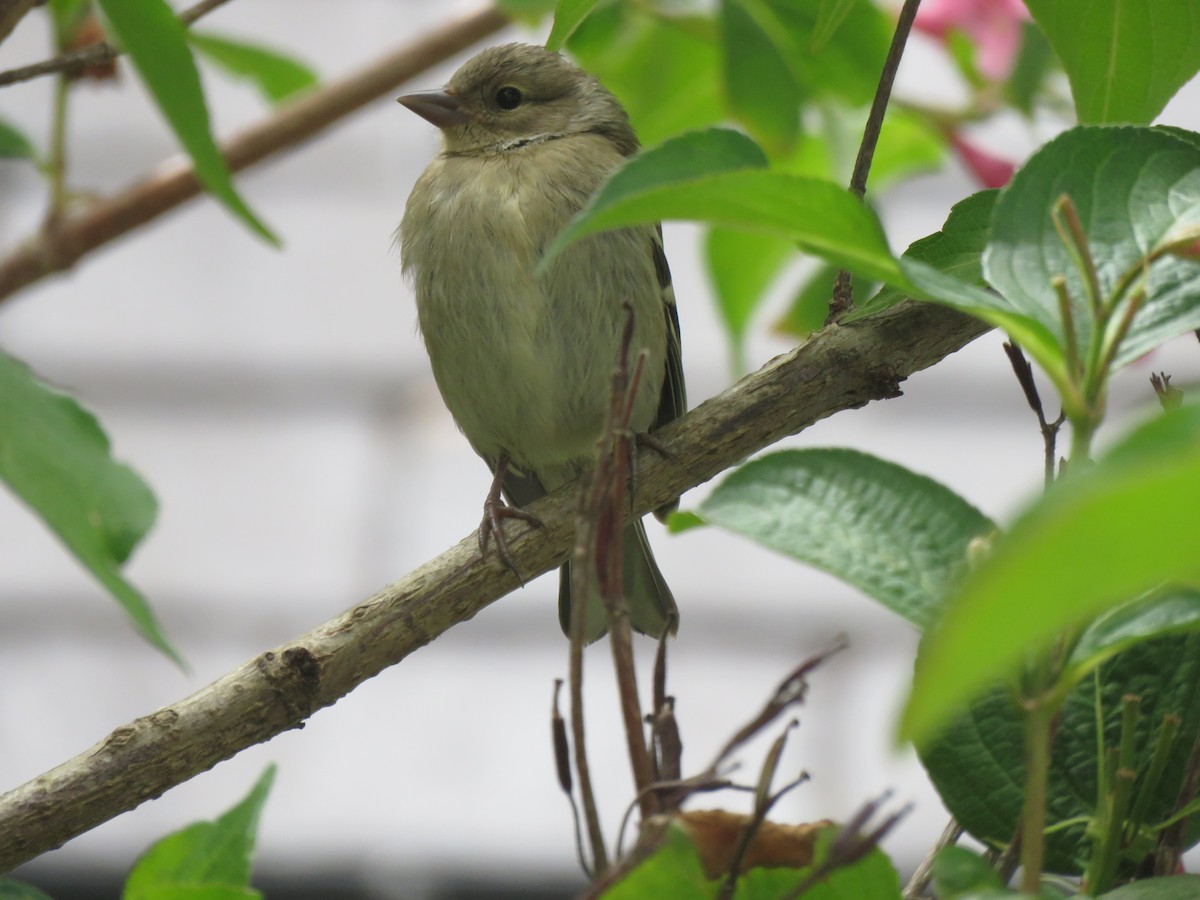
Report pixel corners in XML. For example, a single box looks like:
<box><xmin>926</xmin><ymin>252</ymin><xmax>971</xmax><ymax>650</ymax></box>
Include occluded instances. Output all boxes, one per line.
<box><xmin>95</xmin><ymin>0</ymin><xmax>277</xmax><ymax>245</ymax></box>
<box><xmin>704</xmin><ymin>225</ymin><xmax>795</xmax><ymax>366</ymax></box>
<box><xmin>568</xmin><ymin>5</ymin><xmax>723</xmax><ymax>147</ymax></box>
<box><xmin>188</xmin><ymin>31</ymin><xmax>317</xmax><ymax>105</ymax></box>
<box><xmin>920</xmin><ymin>632</ymin><xmax>1200</xmax><ymax>875</ymax></box>
<box><xmin>1024</xmin><ymin>0</ymin><xmax>1200</xmax><ymax>124</ymax></box>
<box><xmin>0</xmin><ymin>879</ymin><xmax>56</xmax><ymax>900</ymax></box>
<box><xmin>1100</xmin><ymin>876</ymin><xmax>1200</xmax><ymax>899</ymax></box>
<box><xmin>811</xmin><ymin>0</ymin><xmax>858</xmax><ymax>51</ymax></box>
<box><xmin>983</xmin><ymin>125</ymin><xmax>1200</xmax><ymax>373</ymax></box>
<box><xmin>0</xmin><ymin>117</ymin><xmax>38</xmax><ymax>160</ymax></box>
<box><xmin>545</xmin><ymin>0</ymin><xmax>601</xmax><ymax>51</ymax></box>
<box><xmin>849</xmin><ymin>190</ymin><xmax>997</xmax><ymax>324</ymax></box>
<box><xmin>0</xmin><ymin>350</ymin><xmax>179</xmax><ymax>664</ymax></box>
<box><xmin>697</xmin><ymin>449</ymin><xmax>993</xmax><ymax>628</ymax></box>
<box><xmin>124</xmin><ymin>765</ymin><xmax>276</xmax><ymax>899</ymax></box>
<box><xmin>544</xmin><ymin>130</ymin><xmax>900</xmax><ymax>286</ymax></box>
<box><xmin>720</xmin><ymin>0</ymin><xmax>802</xmax><ymax>155</ymax></box>
<box><xmin>604</xmin><ymin>825</ymin><xmax>712</xmax><ymax>900</ymax></box>
<box><xmin>901</xmin><ymin>403</ymin><xmax>1200</xmax><ymax>748</ymax></box>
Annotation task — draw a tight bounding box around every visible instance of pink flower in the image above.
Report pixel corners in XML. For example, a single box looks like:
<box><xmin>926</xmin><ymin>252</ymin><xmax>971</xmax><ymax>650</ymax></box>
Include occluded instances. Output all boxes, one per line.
<box><xmin>948</xmin><ymin>132</ymin><xmax>1016</xmax><ymax>188</ymax></box>
<box><xmin>915</xmin><ymin>0</ymin><xmax>1031</xmax><ymax>81</ymax></box>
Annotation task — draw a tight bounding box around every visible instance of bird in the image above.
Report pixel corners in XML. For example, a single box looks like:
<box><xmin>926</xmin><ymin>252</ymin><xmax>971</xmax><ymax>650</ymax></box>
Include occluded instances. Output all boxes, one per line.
<box><xmin>397</xmin><ymin>42</ymin><xmax>685</xmax><ymax>642</ymax></box>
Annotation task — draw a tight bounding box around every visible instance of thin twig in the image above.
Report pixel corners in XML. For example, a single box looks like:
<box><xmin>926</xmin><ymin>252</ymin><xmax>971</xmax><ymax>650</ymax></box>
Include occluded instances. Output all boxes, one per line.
<box><xmin>0</xmin><ymin>3</ymin><xmax>510</xmax><ymax>306</ymax></box>
<box><xmin>1002</xmin><ymin>342</ymin><xmax>1065</xmax><ymax>487</ymax></box>
<box><xmin>569</xmin><ymin>519</ymin><xmax>609</xmax><ymax>873</ymax></box>
<box><xmin>781</xmin><ymin>792</ymin><xmax>913</xmax><ymax>900</ymax></box>
<box><xmin>827</xmin><ymin>0</ymin><xmax>923</xmax><ymax>321</ymax></box>
<box><xmin>0</xmin><ymin>299</ymin><xmax>989</xmax><ymax>872</ymax></box>
<box><xmin>593</xmin><ymin>308</ymin><xmax>659</xmax><ymax>819</ymax></box>
<box><xmin>902</xmin><ymin>818</ymin><xmax>963</xmax><ymax>899</ymax></box>
<box><xmin>0</xmin><ymin>0</ymin><xmax>237</xmax><ymax>87</ymax></box>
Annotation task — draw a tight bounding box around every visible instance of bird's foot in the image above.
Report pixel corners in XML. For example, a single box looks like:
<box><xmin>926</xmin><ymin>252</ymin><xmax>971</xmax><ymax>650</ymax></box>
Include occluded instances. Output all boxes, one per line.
<box><xmin>479</xmin><ymin>460</ymin><xmax>544</xmax><ymax>584</ymax></box>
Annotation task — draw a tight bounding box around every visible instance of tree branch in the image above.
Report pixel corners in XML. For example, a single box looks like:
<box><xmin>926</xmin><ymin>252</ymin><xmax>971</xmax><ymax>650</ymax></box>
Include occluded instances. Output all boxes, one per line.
<box><xmin>0</xmin><ymin>299</ymin><xmax>989</xmax><ymax>872</ymax></box>
<box><xmin>0</xmin><ymin>0</ymin><xmax>238</xmax><ymax>87</ymax></box>
<box><xmin>0</xmin><ymin>3</ymin><xmax>510</xmax><ymax>306</ymax></box>
<box><xmin>0</xmin><ymin>0</ymin><xmax>39</xmax><ymax>46</ymax></box>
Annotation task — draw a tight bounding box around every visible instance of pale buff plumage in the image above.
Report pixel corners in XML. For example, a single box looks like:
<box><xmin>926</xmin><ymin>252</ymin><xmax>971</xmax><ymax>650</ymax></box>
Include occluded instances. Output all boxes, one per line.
<box><xmin>398</xmin><ymin>43</ymin><xmax>684</xmax><ymax>641</ymax></box>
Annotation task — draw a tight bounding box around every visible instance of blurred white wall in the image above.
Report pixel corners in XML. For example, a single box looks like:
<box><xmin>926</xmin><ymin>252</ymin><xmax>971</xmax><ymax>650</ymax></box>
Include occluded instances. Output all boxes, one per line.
<box><xmin>1</xmin><ymin>2</ymin><xmax>1198</xmax><ymax>896</ymax></box>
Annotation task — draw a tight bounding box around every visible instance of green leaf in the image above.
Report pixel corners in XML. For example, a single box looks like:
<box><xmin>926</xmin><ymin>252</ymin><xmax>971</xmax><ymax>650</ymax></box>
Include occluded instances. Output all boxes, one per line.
<box><xmin>568</xmin><ymin>5</ymin><xmax>723</xmax><ymax>147</ymax></box>
<box><xmin>846</xmin><ymin>189</ymin><xmax>997</xmax><ymax>324</ymax></box>
<box><xmin>0</xmin><ymin>350</ymin><xmax>179</xmax><ymax>664</ymax></box>
<box><xmin>124</xmin><ymin>765</ymin><xmax>276</xmax><ymax>899</ymax></box>
<box><xmin>0</xmin><ymin>117</ymin><xmax>38</xmax><ymax>160</ymax></box>
<box><xmin>867</xmin><ymin>107</ymin><xmax>945</xmax><ymax>188</ymax></box>
<box><xmin>704</xmin><ymin>226</ymin><xmax>795</xmax><ymax>368</ymax></box>
<box><xmin>920</xmin><ymin>632</ymin><xmax>1200</xmax><ymax>874</ymax></box>
<box><xmin>497</xmin><ymin>0</ymin><xmax>557</xmax><ymax>23</ymax></box>
<box><xmin>95</xmin><ymin>0</ymin><xmax>277</xmax><ymax>244</ymax></box>
<box><xmin>0</xmin><ymin>879</ymin><xmax>56</xmax><ymax>900</ymax></box>
<box><xmin>900</xmin><ymin>258</ymin><xmax>1068</xmax><ymax>393</ymax></box>
<box><xmin>543</xmin><ymin>126</ymin><xmax>767</xmax><ymax>258</ymax></box>
<box><xmin>735</xmin><ymin>828</ymin><xmax>902</xmax><ymax>899</ymax></box>
<box><xmin>124</xmin><ymin>888</ymin><xmax>257</xmax><ymax>900</ymax></box>
<box><xmin>697</xmin><ymin>449</ymin><xmax>993</xmax><ymax>629</ymax></box>
<box><xmin>1068</xmin><ymin>589</ymin><xmax>1200</xmax><ymax>681</ymax></box>
<box><xmin>757</xmin><ymin>0</ymin><xmax>891</xmax><ymax>106</ymax></box>
<box><xmin>1004</xmin><ymin>21</ymin><xmax>1058</xmax><ymax>117</ymax></box>
<box><xmin>810</xmin><ymin>0</ymin><xmax>859</xmax><ymax>51</ymax></box>
<box><xmin>720</xmin><ymin>0</ymin><xmax>802</xmax><ymax>155</ymax></box>
<box><xmin>1099</xmin><ymin>876</ymin><xmax>1200</xmax><ymax>899</ymax></box>
<box><xmin>983</xmin><ymin>125</ymin><xmax>1200</xmax><ymax>372</ymax></box>
<box><xmin>545</xmin><ymin>0</ymin><xmax>601</xmax><ymax>52</ymax></box>
<box><xmin>666</xmin><ymin>509</ymin><xmax>706</xmax><ymax>534</ymax></box>
<box><xmin>1024</xmin><ymin>0</ymin><xmax>1200</xmax><ymax>124</ymax></box>
<box><xmin>604</xmin><ymin>825</ymin><xmax>712</xmax><ymax>900</ymax></box>
<box><xmin>774</xmin><ymin>263</ymin><xmax>838</xmax><ymax>339</ymax></box>
<box><xmin>901</xmin><ymin>403</ymin><xmax>1200</xmax><ymax>747</ymax></box>
<box><xmin>543</xmin><ymin>129</ymin><xmax>900</xmax><ymax>285</ymax></box>
<box><xmin>188</xmin><ymin>31</ymin><xmax>318</xmax><ymax>105</ymax></box>
<box><xmin>930</xmin><ymin>846</ymin><xmax>1005</xmax><ymax>898</ymax></box>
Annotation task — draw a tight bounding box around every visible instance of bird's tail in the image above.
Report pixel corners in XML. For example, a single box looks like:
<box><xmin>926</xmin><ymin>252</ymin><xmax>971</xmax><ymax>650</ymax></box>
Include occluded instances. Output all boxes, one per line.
<box><xmin>558</xmin><ymin>519</ymin><xmax>678</xmax><ymax>643</ymax></box>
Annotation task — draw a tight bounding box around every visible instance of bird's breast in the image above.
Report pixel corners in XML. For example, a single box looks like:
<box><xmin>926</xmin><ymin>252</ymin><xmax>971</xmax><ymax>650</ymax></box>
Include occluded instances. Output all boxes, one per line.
<box><xmin>400</xmin><ymin>148</ymin><xmax>666</xmax><ymax>479</ymax></box>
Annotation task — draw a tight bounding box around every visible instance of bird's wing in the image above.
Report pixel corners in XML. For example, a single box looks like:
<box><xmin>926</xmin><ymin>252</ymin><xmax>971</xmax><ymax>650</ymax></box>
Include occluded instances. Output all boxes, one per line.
<box><xmin>652</xmin><ymin>224</ymin><xmax>686</xmax><ymax>431</ymax></box>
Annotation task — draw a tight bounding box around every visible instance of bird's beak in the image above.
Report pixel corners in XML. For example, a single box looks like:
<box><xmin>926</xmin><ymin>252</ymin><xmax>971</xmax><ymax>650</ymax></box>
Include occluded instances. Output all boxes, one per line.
<box><xmin>397</xmin><ymin>89</ymin><xmax>470</xmax><ymax>130</ymax></box>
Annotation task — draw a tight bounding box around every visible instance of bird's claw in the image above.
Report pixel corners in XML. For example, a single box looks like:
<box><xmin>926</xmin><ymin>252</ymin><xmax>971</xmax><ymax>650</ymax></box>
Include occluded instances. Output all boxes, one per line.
<box><xmin>479</xmin><ymin>495</ymin><xmax>544</xmax><ymax>585</ymax></box>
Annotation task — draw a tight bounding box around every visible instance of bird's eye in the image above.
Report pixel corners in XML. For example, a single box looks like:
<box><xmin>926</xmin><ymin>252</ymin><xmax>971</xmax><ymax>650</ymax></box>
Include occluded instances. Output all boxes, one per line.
<box><xmin>495</xmin><ymin>86</ymin><xmax>523</xmax><ymax>110</ymax></box>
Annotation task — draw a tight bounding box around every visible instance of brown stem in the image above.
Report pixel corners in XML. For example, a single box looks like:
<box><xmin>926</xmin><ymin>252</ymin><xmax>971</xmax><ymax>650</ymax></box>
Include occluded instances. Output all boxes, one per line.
<box><xmin>0</xmin><ymin>299</ymin><xmax>988</xmax><ymax>873</ymax></box>
<box><xmin>0</xmin><ymin>0</ymin><xmax>41</xmax><ymax>46</ymax></box>
<box><xmin>0</xmin><ymin>0</ymin><xmax>236</xmax><ymax>86</ymax></box>
<box><xmin>569</xmin><ymin>527</ymin><xmax>609</xmax><ymax>873</ymax></box>
<box><xmin>828</xmin><ymin>0</ymin><xmax>923</xmax><ymax>320</ymax></box>
<box><xmin>0</xmin><ymin>4</ymin><xmax>510</xmax><ymax>305</ymax></box>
